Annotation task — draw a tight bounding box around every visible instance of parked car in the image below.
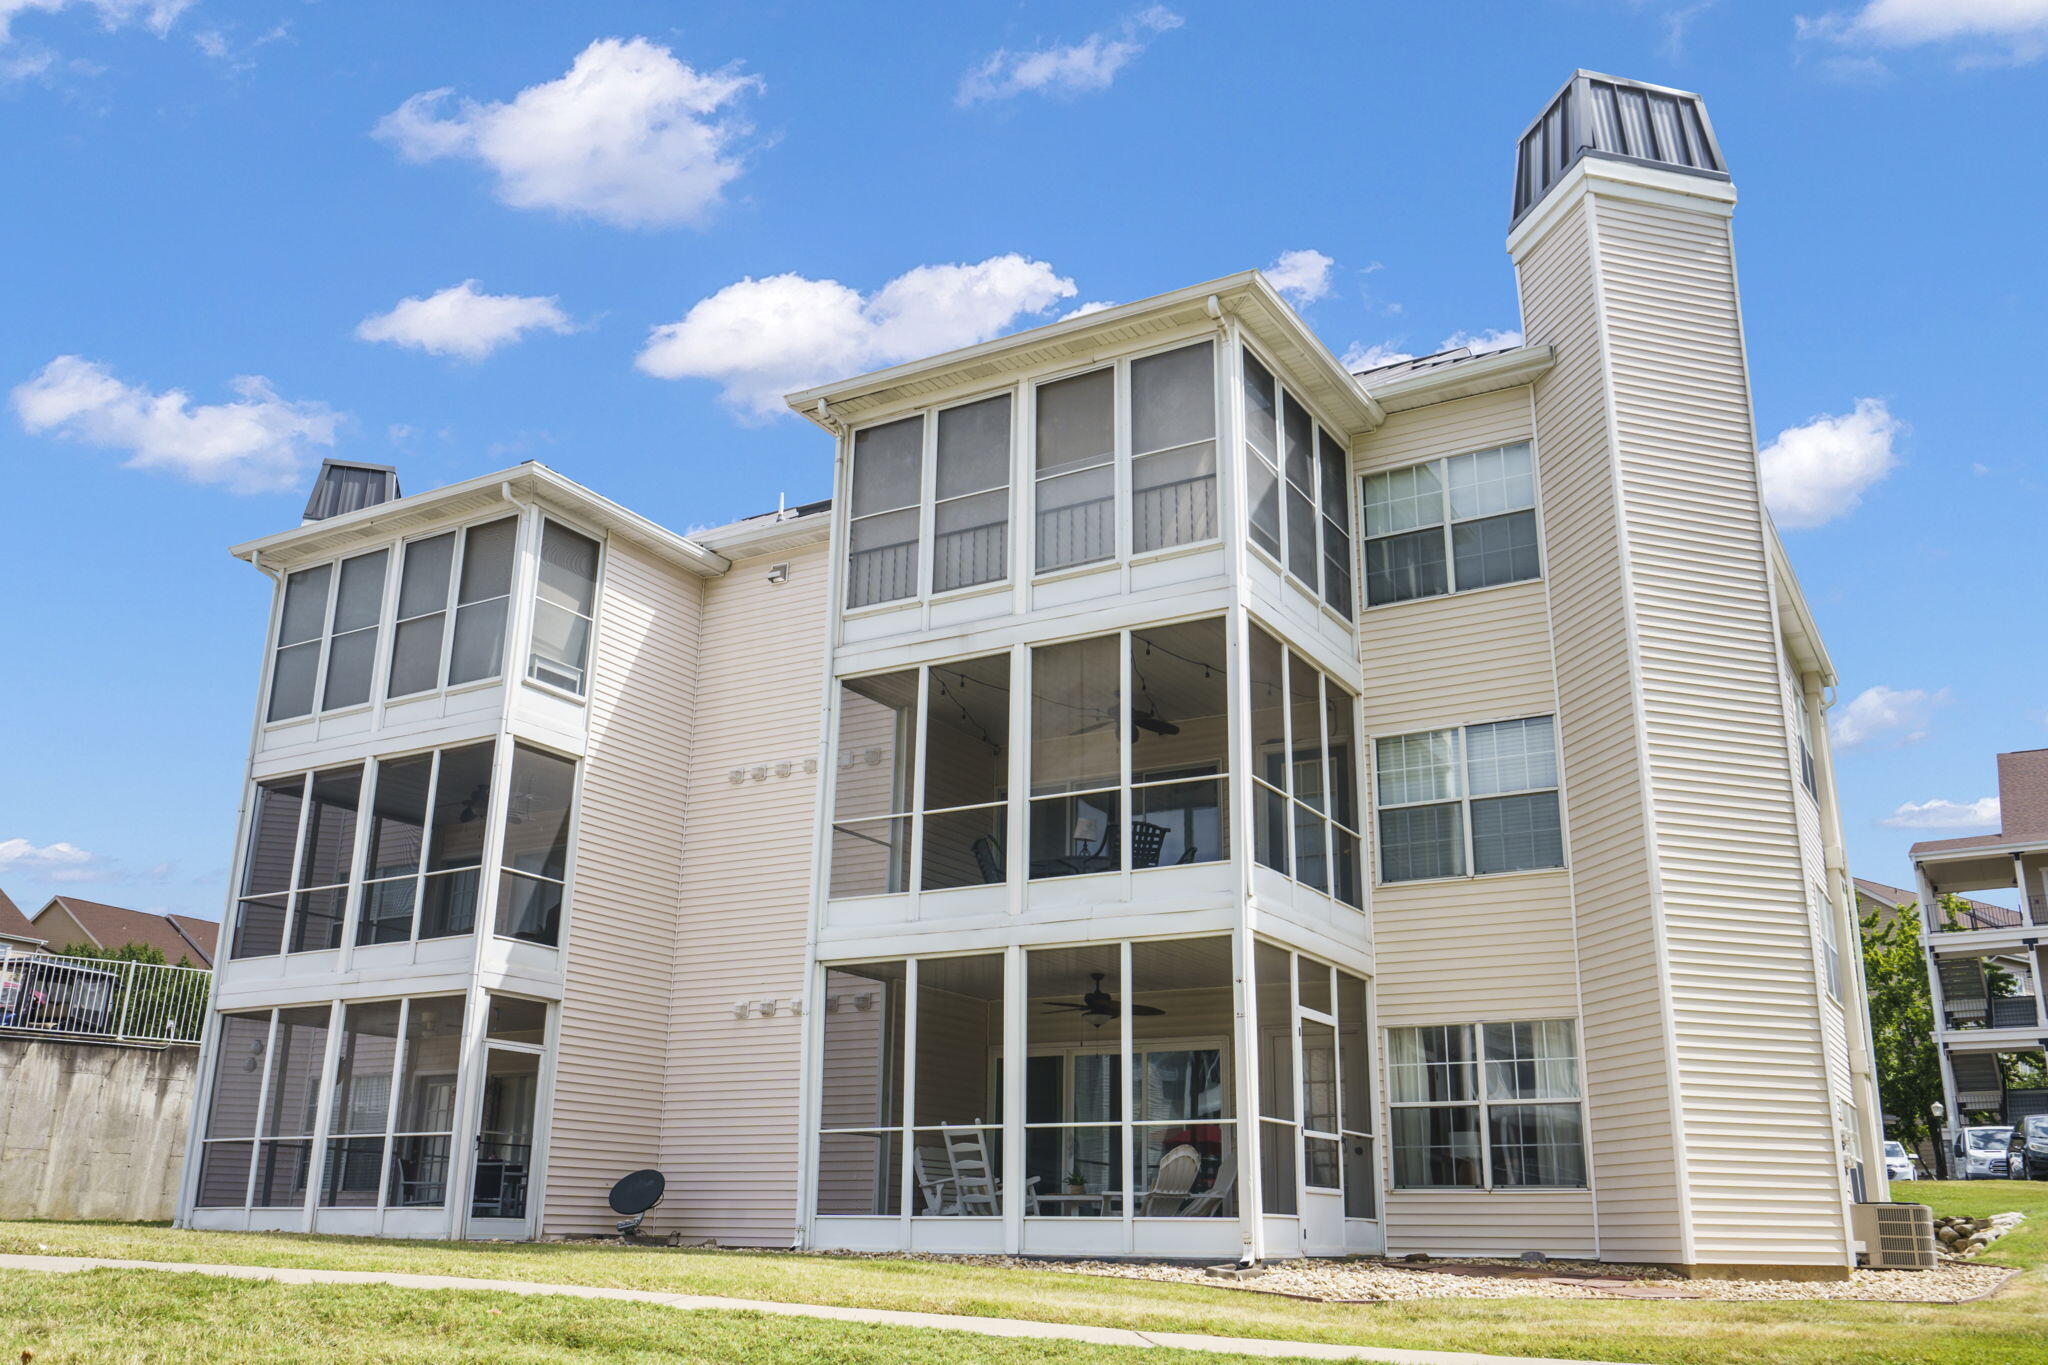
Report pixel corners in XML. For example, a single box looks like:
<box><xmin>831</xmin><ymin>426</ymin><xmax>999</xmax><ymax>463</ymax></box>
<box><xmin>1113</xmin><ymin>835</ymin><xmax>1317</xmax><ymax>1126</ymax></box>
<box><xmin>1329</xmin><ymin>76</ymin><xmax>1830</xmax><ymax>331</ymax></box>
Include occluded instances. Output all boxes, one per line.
<box><xmin>1953</xmin><ymin>1125</ymin><xmax>2015</xmax><ymax>1179</ymax></box>
<box><xmin>2007</xmin><ymin>1117</ymin><xmax>2048</xmax><ymax>1181</ymax></box>
<box><xmin>1883</xmin><ymin>1140</ymin><xmax>1920</xmax><ymax>1182</ymax></box>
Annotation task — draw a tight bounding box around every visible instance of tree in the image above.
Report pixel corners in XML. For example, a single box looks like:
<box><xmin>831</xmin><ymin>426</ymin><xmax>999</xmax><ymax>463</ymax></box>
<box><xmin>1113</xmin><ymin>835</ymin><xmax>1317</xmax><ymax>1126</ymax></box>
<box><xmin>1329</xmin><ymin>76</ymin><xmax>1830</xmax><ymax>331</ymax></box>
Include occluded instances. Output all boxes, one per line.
<box><xmin>1861</xmin><ymin>897</ymin><xmax>1949</xmax><ymax>1178</ymax></box>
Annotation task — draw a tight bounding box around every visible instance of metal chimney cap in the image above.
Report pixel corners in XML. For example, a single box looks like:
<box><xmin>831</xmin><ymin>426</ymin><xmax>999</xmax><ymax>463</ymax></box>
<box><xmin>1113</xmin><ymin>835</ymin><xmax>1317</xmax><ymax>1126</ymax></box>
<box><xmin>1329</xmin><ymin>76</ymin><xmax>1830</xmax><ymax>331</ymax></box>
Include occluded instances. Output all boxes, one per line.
<box><xmin>1512</xmin><ymin>70</ymin><xmax>1727</xmax><ymax>226</ymax></box>
<box><xmin>302</xmin><ymin>458</ymin><xmax>402</xmax><ymax>523</ymax></box>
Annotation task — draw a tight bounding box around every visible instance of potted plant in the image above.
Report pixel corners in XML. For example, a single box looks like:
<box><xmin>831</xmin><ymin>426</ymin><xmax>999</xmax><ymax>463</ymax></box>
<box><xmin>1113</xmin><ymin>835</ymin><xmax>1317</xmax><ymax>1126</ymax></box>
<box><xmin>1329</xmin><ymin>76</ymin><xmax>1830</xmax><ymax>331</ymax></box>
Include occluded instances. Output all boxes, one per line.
<box><xmin>1064</xmin><ymin>1169</ymin><xmax>1087</xmax><ymax>1195</ymax></box>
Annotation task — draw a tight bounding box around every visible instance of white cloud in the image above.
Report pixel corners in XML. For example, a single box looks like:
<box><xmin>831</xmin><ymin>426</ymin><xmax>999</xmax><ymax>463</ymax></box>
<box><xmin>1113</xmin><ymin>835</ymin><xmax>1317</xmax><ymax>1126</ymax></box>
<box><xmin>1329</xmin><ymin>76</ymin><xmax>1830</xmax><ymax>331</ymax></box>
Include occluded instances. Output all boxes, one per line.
<box><xmin>1061</xmin><ymin>300</ymin><xmax>1117</xmax><ymax>320</ymax></box>
<box><xmin>637</xmin><ymin>254</ymin><xmax>1076</xmax><ymax>419</ymax></box>
<box><xmin>1263</xmin><ymin>249</ymin><xmax>1334</xmax><ymax>306</ymax></box>
<box><xmin>357</xmin><ymin>280</ymin><xmax>575</xmax><ymax>361</ymax></box>
<box><xmin>13</xmin><ymin>355</ymin><xmax>340</xmax><ymax>493</ymax></box>
<box><xmin>1799</xmin><ymin>0</ymin><xmax>2048</xmax><ymax>64</ymax></box>
<box><xmin>1341</xmin><ymin>341</ymin><xmax>1415</xmax><ymax>372</ymax></box>
<box><xmin>1441</xmin><ymin>327</ymin><xmax>1524</xmax><ymax>353</ymax></box>
<box><xmin>0</xmin><ymin>836</ymin><xmax>104</xmax><ymax>882</ymax></box>
<box><xmin>0</xmin><ymin>0</ymin><xmax>189</xmax><ymax>43</ymax></box>
<box><xmin>1829</xmin><ymin>684</ymin><xmax>1950</xmax><ymax>749</ymax></box>
<box><xmin>1759</xmin><ymin>397</ymin><xmax>1900</xmax><ymax>529</ymax></box>
<box><xmin>957</xmin><ymin>5</ymin><xmax>1181</xmax><ymax>105</ymax></box>
<box><xmin>1879</xmin><ymin>796</ymin><xmax>2001</xmax><ymax>830</ymax></box>
<box><xmin>375</xmin><ymin>37</ymin><xmax>760</xmax><ymax>229</ymax></box>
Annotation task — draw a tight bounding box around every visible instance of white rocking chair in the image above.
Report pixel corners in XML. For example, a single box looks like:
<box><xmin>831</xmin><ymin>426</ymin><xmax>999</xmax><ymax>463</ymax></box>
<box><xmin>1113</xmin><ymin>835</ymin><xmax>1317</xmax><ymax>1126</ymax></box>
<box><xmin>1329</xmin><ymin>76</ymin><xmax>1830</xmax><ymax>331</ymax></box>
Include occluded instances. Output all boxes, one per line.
<box><xmin>1139</xmin><ymin>1144</ymin><xmax>1202</xmax><ymax>1215</ymax></box>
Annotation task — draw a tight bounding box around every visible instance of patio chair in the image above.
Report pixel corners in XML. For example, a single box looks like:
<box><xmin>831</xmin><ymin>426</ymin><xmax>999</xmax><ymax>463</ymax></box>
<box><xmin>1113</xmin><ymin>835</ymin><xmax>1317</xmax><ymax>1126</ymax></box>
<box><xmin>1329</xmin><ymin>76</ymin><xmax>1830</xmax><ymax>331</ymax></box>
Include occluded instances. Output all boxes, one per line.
<box><xmin>913</xmin><ymin>1145</ymin><xmax>959</xmax><ymax>1215</ymax></box>
<box><xmin>971</xmin><ymin>835</ymin><xmax>1005</xmax><ymax>882</ymax></box>
<box><xmin>1139</xmin><ymin>1144</ymin><xmax>1201</xmax><ymax>1215</ymax></box>
<box><xmin>1175</xmin><ymin>1160</ymin><xmax>1236</xmax><ymax>1218</ymax></box>
<box><xmin>941</xmin><ymin>1128</ymin><xmax>1040</xmax><ymax>1215</ymax></box>
<box><xmin>1131</xmin><ymin>821</ymin><xmax>1170</xmax><ymax>868</ymax></box>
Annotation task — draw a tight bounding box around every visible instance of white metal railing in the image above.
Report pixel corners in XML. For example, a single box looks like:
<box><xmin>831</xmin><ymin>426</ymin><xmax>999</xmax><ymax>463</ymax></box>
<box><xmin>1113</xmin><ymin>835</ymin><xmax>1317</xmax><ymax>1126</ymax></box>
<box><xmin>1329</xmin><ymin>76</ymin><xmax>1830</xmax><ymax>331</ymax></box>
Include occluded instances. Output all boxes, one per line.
<box><xmin>0</xmin><ymin>947</ymin><xmax>211</xmax><ymax>1045</ymax></box>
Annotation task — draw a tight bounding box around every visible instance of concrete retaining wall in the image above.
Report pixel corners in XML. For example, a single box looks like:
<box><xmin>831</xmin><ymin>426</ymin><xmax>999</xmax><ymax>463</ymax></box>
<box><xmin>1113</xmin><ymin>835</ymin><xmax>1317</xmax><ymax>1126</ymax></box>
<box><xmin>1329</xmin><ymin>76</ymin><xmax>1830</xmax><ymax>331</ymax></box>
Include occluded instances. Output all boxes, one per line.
<box><xmin>0</xmin><ymin>1035</ymin><xmax>196</xmax><ymax>1220</ymax></box>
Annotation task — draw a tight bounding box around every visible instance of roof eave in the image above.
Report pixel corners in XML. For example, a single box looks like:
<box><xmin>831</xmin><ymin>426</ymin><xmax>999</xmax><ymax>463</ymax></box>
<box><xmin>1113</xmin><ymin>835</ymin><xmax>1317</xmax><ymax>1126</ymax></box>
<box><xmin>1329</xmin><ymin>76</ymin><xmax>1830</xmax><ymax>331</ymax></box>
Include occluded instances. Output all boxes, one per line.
<box><xmin>1360</xmin><ymin>344</ymin><xmax>1556</xmax><ymax>414</ymax></box>
<box><xmin>229</xmin><ymin>462</ymin><xmax>732</xmax><ymax>578</ymax></box>
<box><xmin>785</xmin><ymin>271</ymin><xmax>1385</xmax><ymax>437</ymax></box>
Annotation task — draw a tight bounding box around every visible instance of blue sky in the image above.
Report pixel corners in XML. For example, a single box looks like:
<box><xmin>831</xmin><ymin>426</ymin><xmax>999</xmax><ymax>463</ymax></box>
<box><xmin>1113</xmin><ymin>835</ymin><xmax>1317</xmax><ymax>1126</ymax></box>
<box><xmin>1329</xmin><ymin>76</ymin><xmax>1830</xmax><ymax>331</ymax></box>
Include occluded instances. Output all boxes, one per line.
<box><xmin>2</xmin><ymin>1</ymin><xmax>2044</xmax><ymax>923</ymax></box>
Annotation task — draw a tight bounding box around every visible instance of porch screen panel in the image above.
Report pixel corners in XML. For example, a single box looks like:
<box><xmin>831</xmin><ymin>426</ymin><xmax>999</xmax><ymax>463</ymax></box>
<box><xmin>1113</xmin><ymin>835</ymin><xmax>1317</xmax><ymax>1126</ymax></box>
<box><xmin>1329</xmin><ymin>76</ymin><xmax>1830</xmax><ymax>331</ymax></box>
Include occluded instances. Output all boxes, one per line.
<box><xmin>267</xmin><ymin>564</ymin><xmax>331</xmax><ymax>722</ymax></box>
<box><xmin>322</xmin><ymin>1000</ymin><xmax>401</xmax><ymax>1207</ymax></box>
<box><xmin>831</xmin><ymin>671</ymin><xmax>916</xmax><ymax>896</ymax></box>
<box><xmin>1282</xmin><ymin>394</ymin><xmax>1319</xmax><ymax>587</ymax></box>
<box><xmin>233</xmin><ymin>777</ymin><xmax>301</xmax><ymax>958</ymax></box>
<box><xmin>1337</xmin><ymin>972</ymin><xmax>1374</xmax><ymax>1218</ymax></box>
<box><xmin>497</xmin><ymin>744</ymin><xmax>577</xmax><ymax>944</ymax></box>
<box><xmin>1128</xmin><ymin>617</ymin><xmax>1228</xmax><ymax>867</ymax></box>
<box><xmin>1249</xmin><ymin>625</ymin><xmax>1288</xmax><ymax>875</ymax></box>
<box><xmin>1242</xmin><ymin>349</ymin><xmax>1282</xmax><ymax>557</ymax></box>
<box><xmin>420</xmin><ymin>741</ymin><xmax>493</xmax><ymax>937</ymax></box>
<box><xmin>1317</xmin><ymin>426</ymin><xmax>1354</xmax><ymax>618</ymax></box>
<box><xmin>1288</xmin><ymin>654</ymin><xmax>1329</xmax><ymax>893</ymax></box>
<box><xmin>910</xmin><ymin>954</ymin><xmax>1004</xmax><ymax>1216</ymax></box>
<box><xmin>1028</xmin><ymin>635</ymin><xmax>1122</xmax><ymax>878</ymax></box>
<box><xmin>1130</xmin><ymin>341</ymin><xmax>1216</xmax><ymax>552</ymax></box>
<box><xmin>195</xmin><ymin>1011</ymin><xmax>270</xmax><ymax>1206</ymax></box>
<box><xmin>1026</xmin><ymin>945</ymin><xmax>1123</xmax><ymax>1216</ymax></box>
<box><xmin>359</xmin><ymin>754</ymin><xmax>430</xmax><ymax>945</ymax></box>
<box><xmin>847</xmin><ymin>416</ymin><xmax>925</xmax><ymax>608</ymax></box>
<box><xmin>388</xmin><ymin>531</ymin><xmax>454</xmax><ymax>698</ymax></box>
<box><xmin>321</xmin><ymin>550</ymin><xmax>389</xmax><ymax>710</ymax></box>
<box><xmin>447</xmin><ymin>517</ymin><xmax>516</xmax><ymax>685</ymax></box>
<box><xmin>254</xmin><ymin>1006</ymin><xmax>329</xmax><ymax>1207</ymax></box>
<box><xmin>1254</xmin><ymin>941</ymin><xmax>1296</xmax><ymax>1214</ymax></box>
<box><xmin>288</xmin><ymin>766</ymin><xmax>361</xmax><ymax>953</ymax></box>
<box><xmin>817</xmin><ymin>962</ymin><xmax>906</xmax><ymax>1216</ymax></box>
<box><xmin>920</xmin><ymin>655</ymin><xmax>1010</xmax><ymax>891</ymax></box>
<box><xmin>933</xmin><ymin>396</ymin><xmax>1010</xmax><ymax>593</ymax></box>
<box><xmin>389</xmin><ymin>996</ymin><xmax>466</xmax><ymax>1208</ymax></box>
<box><xmin>1130</xmin><ymin>936</ymin><xmax>1236</xmax><ymax>1217</ymax></box>
<box><xmin>1035</xmin><ymin>367</ymin><xmax>1115</xmax><ymax>571</ymax></box>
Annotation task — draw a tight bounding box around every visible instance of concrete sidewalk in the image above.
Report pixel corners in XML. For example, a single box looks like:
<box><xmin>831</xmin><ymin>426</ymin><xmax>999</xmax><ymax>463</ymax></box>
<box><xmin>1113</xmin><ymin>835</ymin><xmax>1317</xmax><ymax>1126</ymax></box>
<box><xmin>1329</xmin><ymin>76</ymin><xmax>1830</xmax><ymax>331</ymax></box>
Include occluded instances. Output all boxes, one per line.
<box><xmin>0</xmin><ymin>1252</ymin><xmax>1639</xmax><ymax>1365</ymax></box>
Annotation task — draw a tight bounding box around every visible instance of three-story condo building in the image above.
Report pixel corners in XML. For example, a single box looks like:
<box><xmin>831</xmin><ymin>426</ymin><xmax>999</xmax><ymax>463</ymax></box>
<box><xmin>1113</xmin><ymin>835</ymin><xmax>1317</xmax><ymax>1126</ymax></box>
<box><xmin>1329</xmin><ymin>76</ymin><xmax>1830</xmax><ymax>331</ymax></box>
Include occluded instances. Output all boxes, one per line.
<box><xmin>177</xmin><ymin>72</ymin><xmax>1885</xmax><ymax>1276</ymax></box>
<box><xmin>1913</xmin><ymin>748</ymin><xmax>2048</xmax><ymax>1138</ymax></box>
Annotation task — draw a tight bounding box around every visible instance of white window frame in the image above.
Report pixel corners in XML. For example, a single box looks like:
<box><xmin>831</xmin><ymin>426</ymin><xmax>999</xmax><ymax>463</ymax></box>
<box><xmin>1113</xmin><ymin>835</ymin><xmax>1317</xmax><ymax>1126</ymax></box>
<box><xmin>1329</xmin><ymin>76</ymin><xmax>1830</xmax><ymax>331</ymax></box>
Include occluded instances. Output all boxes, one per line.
<box><xmin>523</xmin><ymin>515</ymin><xmax>605</xmax><ymax>699</ymax></box>
<box><xmin>1249</xmin><ymin>625</ymin><xmax>1365</xmax><ymax>906</ymax></box>
<box><xmin>1370</xmin><ymin>715</ymin><xmax>1564</xmax><ymax>886</ymax></box>
<box><xmin>1386</xmin><ymin>1018</ymin><xmax>1586</xmax><ymax>1191</ymax></box>
<box><xmin>265</xmin><ymin>548</ymin><xmax>393</xmax><ymax>724</ymax></box>
<box><xmin>1359</xmin><ymin>442</ymin><xmax>1543</xmax><ymax>609</ymax></box>
<box><xmin>386</xmin><ymin>514</ymin><xmax>519</xmax><ymax>702</ymax></box>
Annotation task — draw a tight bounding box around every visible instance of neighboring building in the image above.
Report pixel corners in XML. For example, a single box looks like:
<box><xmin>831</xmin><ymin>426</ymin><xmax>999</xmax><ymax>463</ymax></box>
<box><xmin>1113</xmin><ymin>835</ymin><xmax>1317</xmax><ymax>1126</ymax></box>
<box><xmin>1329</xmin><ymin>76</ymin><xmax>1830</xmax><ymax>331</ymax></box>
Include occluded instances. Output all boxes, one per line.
<box><xmin>1911</xmin><ymin>749</ymin><xmax>2048</xmax><ymax>1130</ymax></box>
<box><xmin>0</xmin><ymin>889</ymin><xmax>46</xmax><ymax>951</ymax></box>
<box><xmin>29</xmin><ymin>896</ymin><xmax>217</xmax><ymax>968</ymax></box>
<box><xmin>176</xmin><ymin>72</ymin><xmax>1883</xmax><ymax>1277</ymax></box>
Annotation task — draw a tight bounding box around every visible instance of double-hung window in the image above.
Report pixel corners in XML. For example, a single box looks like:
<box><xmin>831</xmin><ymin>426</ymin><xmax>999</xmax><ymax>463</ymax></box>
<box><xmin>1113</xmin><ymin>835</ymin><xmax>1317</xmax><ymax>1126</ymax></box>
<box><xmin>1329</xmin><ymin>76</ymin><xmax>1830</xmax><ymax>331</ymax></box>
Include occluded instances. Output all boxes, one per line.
<box><xmin>1792</xmin><ymin>682</ymin><xmax>1818</xmax><ymax>797</ymax></box>
<box><xmin>388</xmin><ymin>518</ymin><xmax>516</xmax><ymax>697</ymax></box>
<box><xmin>1241</xmin><ymin>346</ymin><xmax>1354</xmax><ymax>618</ymax></box>
<box><xmin>528</xmin><ymin>520</ymin><xmax>601</xmax><ymax>694</ymax></box>
<box><xmin>1362</xmin><ymin>442</ymin><xmax>1538</xmax><ymax>606</ymax></box>
<box><xmin>266</xmin><ymin>550</ymin><xmax>390</xmax><ymax>722</ymax></box>
<box><xmin>1373</xmin><ymin>716</ymin><xmax>1562</xmax><ymax>883</ymax></box>
<box><xmin>1814</xmin><ymin>883</ymin><xmax>1842</xmax><ymax>1000</ymax></box>
<box><xmin>1389</xmin><ymin>1019</ymin><xmax>1585</xmax><ymax>1189</ymax></box>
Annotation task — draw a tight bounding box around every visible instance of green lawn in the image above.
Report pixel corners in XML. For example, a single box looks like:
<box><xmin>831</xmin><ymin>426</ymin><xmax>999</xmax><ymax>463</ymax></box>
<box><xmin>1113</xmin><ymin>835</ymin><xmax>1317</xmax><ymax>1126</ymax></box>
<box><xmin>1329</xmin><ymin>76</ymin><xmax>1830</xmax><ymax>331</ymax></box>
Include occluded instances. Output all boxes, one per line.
<box><xmin>0</xmin><ymin>1269</ymin><xmax>1275</xmax><ymax>1364</ymax></box>
<box><xmin>2</xmin><ymin>1180</ymin><xmax>2043</xmax><ymax>1365</ymax></box>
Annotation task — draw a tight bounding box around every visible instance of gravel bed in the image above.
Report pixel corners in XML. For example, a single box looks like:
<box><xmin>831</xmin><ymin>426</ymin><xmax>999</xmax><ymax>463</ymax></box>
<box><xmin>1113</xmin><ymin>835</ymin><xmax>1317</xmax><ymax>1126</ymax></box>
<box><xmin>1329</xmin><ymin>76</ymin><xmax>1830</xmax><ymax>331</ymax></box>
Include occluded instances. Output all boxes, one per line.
<box><xmin>791</xmin><ymin>1249</ymin><xmax>2017</xmax><ymax>1303</ymax></box>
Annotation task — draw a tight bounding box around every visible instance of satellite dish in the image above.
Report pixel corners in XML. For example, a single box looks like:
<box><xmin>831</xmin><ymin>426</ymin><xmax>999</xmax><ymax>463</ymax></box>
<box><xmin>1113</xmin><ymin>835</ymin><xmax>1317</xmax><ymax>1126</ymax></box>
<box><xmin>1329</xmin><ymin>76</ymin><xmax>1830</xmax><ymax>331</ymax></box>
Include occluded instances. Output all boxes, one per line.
<box><xmin>609</xmin><ymin>1168</ymin><xmax>665</xmax><ymax>1236</ymax></box>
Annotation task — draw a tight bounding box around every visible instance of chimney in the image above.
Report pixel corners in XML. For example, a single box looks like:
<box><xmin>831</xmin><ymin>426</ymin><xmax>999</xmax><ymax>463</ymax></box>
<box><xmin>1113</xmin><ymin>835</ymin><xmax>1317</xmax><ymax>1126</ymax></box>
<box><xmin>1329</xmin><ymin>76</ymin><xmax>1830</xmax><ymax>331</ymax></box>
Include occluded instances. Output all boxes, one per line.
<box><xmin>1511</xmin><ymin>71</ymin><xmax>1727</xmax><ymax>226</ymax></box>
<box><xmin>303</xmin><ymin>459</ymin><xmax>402</xmax><ymax>523</ymax></box>
<box><xmin>1995</xmin><ymin>750</ymin><xmax>2048</xmax><ymax>841</ymax></box>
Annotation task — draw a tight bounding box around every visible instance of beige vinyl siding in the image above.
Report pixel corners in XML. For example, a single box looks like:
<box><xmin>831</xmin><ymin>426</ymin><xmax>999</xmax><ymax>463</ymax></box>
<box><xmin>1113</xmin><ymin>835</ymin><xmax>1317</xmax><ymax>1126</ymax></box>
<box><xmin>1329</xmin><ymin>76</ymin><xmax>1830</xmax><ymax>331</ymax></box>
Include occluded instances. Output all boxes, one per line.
<box><xmin>662</xmin><ymin>542</ymin><xmax>831</xmax><ymax>1246</ymax></box>
<box><xmin>1372</xmin><ymin>872</ymin><xmax>1578</xmax><ymax>1024</ymax></box>
<box><xmin>1357</xmin><ymin>581</ymin><xmax>1554</xmax><ymax>733</ymax></box>
<box><xmin>1593</xmin><ymin>192</ymin><xmax>1847</xmax><ymax>1267</ymax></box>
<box><xmin>1516</xmin><ymin>194</ymin><xmax>1685</xmax><ymax>1264</ymax></box>
<box><xmin>1385</xmin><ymin>1190</ymin><xmax>1597</xmax><ymax>1259</ymax></box>
<box><xmin>1357</xmin><ymin>387</ymin><xmax>1531</xmax><ymax>472</ymax></box>
<box><xmin>542</xmin><ymin>539</ymin><xmax>702</xmax><ymax>1236</ymax></box>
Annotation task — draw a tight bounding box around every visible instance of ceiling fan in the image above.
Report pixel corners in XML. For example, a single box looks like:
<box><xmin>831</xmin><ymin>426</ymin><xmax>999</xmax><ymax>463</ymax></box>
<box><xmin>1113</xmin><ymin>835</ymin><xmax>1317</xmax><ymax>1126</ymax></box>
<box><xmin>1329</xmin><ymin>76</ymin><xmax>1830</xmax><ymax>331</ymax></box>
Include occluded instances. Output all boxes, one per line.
<box><xmin>1042</xmin><ymin>973</ymin><xmax>1165</xmax><ymax>1028</ymax></box>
